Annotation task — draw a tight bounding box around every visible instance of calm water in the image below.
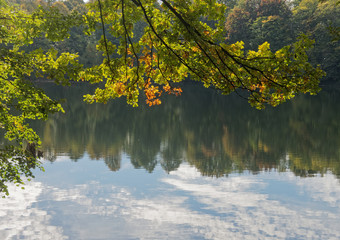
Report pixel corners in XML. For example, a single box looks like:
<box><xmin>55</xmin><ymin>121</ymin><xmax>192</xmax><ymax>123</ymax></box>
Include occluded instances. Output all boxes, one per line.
<box><xmin>1</xmin><ymin>83</ymin><xmax>340</xmax><ymax>239</ymax></box>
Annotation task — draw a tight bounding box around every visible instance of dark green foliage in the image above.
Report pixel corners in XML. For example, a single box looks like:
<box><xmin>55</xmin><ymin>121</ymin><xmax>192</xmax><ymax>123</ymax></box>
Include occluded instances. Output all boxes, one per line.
<box><xmin>225</xmin><ymin>0</ymin><xmax>339</xmax><ymax>81</ymax></box>
<box><xmin>292</xmin><ymin>0</ymin><xmax>340</xmax><ymax>82</ymax></box>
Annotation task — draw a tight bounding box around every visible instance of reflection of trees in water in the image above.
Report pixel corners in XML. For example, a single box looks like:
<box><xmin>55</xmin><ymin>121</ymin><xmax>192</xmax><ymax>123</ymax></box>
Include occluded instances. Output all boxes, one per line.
<box><xmin>105</xmin><ymin>155</ymin><xmax>121</xmax><ymax>171</ymax></box>
<box><xmin>34</xmin><ymin>83</ymin><xmax>340</xmax><ymax>178</ymax></box>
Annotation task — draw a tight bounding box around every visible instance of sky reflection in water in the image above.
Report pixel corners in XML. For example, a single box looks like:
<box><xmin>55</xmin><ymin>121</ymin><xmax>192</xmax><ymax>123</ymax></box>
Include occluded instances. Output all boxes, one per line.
<box><xmin>1</xmin><ymin>153</ymin><xmax>340</xmax><ymax>240</ymax></box>
<box><xmin>1</xmin><ymin>84</ymin><xmax>340</xmax><ymax>239</ymax></box>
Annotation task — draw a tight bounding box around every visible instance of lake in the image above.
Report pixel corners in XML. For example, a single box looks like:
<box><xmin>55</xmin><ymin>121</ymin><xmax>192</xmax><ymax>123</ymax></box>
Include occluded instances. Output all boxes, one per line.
<box><xmin>1</xmin><ymin>82</ymin><xmax>340</xmax><ymax>239</ymax></box>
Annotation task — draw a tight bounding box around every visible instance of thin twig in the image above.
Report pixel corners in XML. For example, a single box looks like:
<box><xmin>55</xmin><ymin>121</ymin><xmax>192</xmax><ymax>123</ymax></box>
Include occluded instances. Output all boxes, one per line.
<box><xmin>122</xmin><ymin>0</ymin><xmax>140</xmax><ymax>86</ymax></box>
<box><xmin>97</xmin><ymin>0</ymin><xmax>115</xmax><ymax>76</ymax></box>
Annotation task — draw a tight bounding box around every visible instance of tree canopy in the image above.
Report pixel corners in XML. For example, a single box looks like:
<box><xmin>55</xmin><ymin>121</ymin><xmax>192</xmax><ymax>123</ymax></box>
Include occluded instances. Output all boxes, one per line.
<box><xmin>225</xmin><ymin>0</ymin><xmax>340</xmax><ymax>80</ymax></box>
<box><xmin>81</xmin><ymin>0</ymin><xmax>323</xmax><ymax>109</ymax></box>
<box><xmin>0</xmin><ymin>0</ymin><xmax>83</xmax><ymax>195</ymax></box>
<box><xmin>0</xmin><ymin>0</ymin><xmax>333</xmax><ymax>196</ymax></box>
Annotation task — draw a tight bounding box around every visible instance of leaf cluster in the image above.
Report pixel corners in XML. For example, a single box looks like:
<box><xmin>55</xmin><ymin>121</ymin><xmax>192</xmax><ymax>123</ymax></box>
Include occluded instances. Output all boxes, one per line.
<box><xmin>1</xmin><ymin>1</ymin><xmax>83</xmax><ymax>195</ymax></box>
<box><xmin>79</xmin><ymin>0</ymin><xmax>324</xmax><ymax>109</ymax></box>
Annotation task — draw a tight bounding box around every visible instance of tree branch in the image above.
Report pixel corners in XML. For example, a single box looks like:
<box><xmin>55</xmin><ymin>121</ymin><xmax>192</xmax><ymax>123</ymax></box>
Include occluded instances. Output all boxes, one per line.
<box><xmin>97</xmin><ymin>0</ymin><xmax>115</xmax><ymax>76</ymax></box>
<box><xmin>122</xmin><ymin>0</ymin><xmax>140</xmax><ymax>86</ymax></box>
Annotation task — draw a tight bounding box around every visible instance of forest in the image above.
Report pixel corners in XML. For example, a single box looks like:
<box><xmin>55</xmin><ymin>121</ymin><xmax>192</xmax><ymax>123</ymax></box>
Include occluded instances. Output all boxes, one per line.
<box><xmin>8</xmin><ymin>0</ymin><xmax>340</xmax><ymax>81</ymax></box>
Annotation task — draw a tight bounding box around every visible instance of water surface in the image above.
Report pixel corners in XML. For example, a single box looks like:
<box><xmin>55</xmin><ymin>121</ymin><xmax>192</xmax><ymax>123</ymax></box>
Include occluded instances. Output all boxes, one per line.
<box><xmin>1</xmin><ymin>83</ymin><xmax>340</xmax><ymax>239</ymax></box>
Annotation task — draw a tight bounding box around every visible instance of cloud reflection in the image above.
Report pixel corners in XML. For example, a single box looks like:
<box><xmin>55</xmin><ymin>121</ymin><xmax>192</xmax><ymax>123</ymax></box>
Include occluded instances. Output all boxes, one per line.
<box><xmin>1</xmin><ymin>163</ymin><xmax>340</xmax><ymax>239</ymax></box>
<box><xmin>0</xmin><ymin>182</ymin><xmax>67</xmax><ymax>240</ymax></box>
<box><xmin>294</xmin><ymin>174</ymin><xmax>340</xmax><ymax>206</ymax></box>
<box><xmin>161</xmin><ymin>165</ymin><xmax>340</xmax><ymax>239</ymax></box>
